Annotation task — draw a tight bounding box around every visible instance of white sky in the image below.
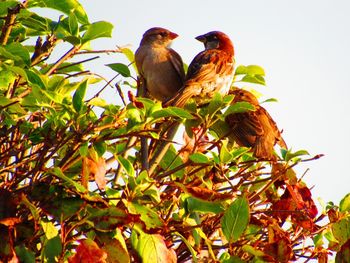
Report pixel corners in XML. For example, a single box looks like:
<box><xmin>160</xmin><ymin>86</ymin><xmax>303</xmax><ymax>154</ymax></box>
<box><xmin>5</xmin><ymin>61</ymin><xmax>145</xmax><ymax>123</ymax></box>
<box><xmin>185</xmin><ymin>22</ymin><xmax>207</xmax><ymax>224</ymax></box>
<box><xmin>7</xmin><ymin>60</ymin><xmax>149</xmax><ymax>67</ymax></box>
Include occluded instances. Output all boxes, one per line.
<box><xmin>77</xmin><ymin>0</ymin><xmax>350</xmax><ymax>205</ymax></box>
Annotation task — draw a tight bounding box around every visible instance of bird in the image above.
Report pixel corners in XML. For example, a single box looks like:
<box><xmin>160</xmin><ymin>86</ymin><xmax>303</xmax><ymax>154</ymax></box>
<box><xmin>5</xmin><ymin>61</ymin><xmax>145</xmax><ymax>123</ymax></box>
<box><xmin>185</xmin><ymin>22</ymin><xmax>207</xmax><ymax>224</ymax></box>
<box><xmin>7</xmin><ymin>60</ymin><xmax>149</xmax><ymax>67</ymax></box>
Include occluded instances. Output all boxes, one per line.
<box><xmin>135</xmin><ymin>27</ymin><xmax>185</xmax><ymax>102</ymax></box>
<box><xmin>225</xmin><ymin>88</ymin><xmax>287</xmax><ymax>160</ymax></box>
<box><xmin>164</xmin><ymin>31</ymin><xmax>235</xmax><ymax>108</ymax></box>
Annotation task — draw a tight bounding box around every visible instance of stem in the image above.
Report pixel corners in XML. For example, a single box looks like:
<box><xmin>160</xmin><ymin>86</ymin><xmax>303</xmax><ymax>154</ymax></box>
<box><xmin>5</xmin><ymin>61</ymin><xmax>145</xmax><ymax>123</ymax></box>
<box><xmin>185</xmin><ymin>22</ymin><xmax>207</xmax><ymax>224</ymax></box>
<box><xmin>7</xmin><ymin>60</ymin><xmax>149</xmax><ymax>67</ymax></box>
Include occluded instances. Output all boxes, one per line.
<box><xmin>148</xmin><ymin>122</ymin><xmax>180</xmax><ymax>176</ymax></box>
<box><xmin>45</xmin><ymin>45</ymin><xmax>81</xmax><ymax>76</ymax></box>
<box><xmin>0</xmin><ymin>3</ymin><xmax>23</xmax><ymax>45</ymax></box>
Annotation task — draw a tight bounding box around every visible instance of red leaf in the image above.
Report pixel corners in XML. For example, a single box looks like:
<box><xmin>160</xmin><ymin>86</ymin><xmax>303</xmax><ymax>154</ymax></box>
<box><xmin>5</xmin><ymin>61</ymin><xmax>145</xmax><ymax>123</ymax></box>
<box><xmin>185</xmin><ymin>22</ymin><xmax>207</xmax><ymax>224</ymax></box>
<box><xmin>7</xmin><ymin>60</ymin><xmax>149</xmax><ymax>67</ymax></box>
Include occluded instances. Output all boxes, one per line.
<box><xmin>271</xmin><ymin>183</ymin><xmax>318</xmax><ymax>229</ymax></box>
<box><xmin>336</xmin><ymin>239</ymin><xmax>350</xmax><ymax>262</ymax></box>
<box><xmin>128</xmin><ymin>91</ymin><xmax>144</xmax><ymax>108</ymax></box>
<box><xmin>68</xmin><ymin>239</ymin><xmax>107</xmax><ymax>263</ymax></box>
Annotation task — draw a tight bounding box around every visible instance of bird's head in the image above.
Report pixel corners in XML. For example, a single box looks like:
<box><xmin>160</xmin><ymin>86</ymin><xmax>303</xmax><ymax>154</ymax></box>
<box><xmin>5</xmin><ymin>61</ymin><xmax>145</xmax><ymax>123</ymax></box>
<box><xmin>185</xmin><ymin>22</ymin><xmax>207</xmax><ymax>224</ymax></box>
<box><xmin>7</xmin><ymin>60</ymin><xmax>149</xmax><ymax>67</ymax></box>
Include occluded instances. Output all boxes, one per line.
<box><xmin>195</xmin><ymin>31</ymin><xmax>234</xmax><ymax>55</ymax></box>
<box><xmin>231</xmin><ymin>89</ymin><xmax>259</xmax><ymax>105</ymax></box>
<box><xmin>140</xmin><ymin>27</ymin><xmax>178</xmax><ymax>47</ymax></box>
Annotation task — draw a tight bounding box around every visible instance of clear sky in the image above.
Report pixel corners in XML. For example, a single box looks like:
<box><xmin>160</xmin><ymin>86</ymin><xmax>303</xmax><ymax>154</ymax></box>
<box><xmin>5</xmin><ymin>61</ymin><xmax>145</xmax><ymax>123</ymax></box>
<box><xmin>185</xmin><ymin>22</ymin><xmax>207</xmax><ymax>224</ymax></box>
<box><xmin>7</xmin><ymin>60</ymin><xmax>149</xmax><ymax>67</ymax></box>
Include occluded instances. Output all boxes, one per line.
<box><xmin>78</xmin><ymin>0</ymin><xmax>350</xmax><ymax>205</ymax></box>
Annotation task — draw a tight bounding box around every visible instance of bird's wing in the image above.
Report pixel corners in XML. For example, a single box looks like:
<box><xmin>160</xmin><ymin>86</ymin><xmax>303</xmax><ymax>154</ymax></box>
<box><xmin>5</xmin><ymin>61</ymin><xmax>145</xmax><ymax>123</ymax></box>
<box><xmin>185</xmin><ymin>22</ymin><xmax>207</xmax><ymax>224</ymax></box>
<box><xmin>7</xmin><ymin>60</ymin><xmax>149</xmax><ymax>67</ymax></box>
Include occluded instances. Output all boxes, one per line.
<box><xmin>166</xmin><ymin>50</ymin><xmax>233</xmax><ymax>107</ymax></box>
<box><xmin>225</xmin><ymin>111</ymin><xmax>263</xmax><ymax>147</ymax></box>
<box><xmin>260</xmin><ymin>107</ymin><xmax>287</xmax><ymax>149</ymax></box>
<box><xmin>168</xmin><ymin>48</ymin><xmax>186</xmax><ymax>84</ymax></box>
<box><xmin>186</xmin><ymin>49</ymin><xmax>233</xmax><ymax>85</ymax></box>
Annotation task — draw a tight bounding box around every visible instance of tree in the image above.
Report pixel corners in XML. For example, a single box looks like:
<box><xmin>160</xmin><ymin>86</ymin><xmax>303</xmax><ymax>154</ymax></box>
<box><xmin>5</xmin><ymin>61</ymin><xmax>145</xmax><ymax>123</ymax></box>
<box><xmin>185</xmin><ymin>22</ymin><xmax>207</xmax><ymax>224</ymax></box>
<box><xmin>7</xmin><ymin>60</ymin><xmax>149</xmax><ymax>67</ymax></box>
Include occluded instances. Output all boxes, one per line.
<box><xmin>0</xmin><ymin>1</ymin><xmax>349</xmax><ymax>262</ymax></box>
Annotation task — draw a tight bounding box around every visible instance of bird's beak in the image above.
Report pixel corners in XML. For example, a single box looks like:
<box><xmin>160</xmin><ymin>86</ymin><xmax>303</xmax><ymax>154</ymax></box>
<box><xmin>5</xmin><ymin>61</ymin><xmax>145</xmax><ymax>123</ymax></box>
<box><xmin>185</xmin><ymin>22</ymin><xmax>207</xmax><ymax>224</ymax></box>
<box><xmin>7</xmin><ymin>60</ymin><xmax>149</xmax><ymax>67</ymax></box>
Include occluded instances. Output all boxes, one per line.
<box><xmin>168</xmin><ymin>31</ymin><xmax>179</xmax><ymax>40</ymax></box>
<box><xmin>195</xmin><ymin>35</ymin><xmax>206</xmax><ymax>43</ymax></box>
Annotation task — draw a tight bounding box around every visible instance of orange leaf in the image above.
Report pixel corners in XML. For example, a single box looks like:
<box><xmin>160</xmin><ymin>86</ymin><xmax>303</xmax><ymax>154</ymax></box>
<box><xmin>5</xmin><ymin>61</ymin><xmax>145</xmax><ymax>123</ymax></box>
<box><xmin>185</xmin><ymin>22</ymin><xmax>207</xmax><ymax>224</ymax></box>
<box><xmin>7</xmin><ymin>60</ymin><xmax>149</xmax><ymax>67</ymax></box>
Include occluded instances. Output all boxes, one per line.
<box><xmin>82</xmin><ymin>157</ymin><xmax>107</xmax><ymax>190</ymax></box>
<box><xmin>0</xmin><ymin>217</ymin><xmax>21</xmax><ymax>227</ymax></box>
<box><xmin>187</xmin><ymin>186</ymin><xmax>233</xmax><ymax>201</ymax></box>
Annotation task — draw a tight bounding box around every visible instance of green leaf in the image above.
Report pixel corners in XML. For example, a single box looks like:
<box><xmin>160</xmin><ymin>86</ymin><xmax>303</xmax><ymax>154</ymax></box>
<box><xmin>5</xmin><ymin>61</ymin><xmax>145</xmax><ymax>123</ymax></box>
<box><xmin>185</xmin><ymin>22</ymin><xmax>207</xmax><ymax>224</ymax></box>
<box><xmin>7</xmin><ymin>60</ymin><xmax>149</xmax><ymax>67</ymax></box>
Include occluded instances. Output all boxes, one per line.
<box><xmin>126</xmin><ymin>107</ymin><xmax>142</xmax><ymax>126</ymax></box>
<box><xmin>93</xmin><ymin>141</ymin><xmax>107</xmax><ymax>156</ymax></box>
<box><xmin>50</xmin><ymin>197</ymin><xmax>84</xmax><ymax>220</ymax></box>
<box><xmin>234</xmin><ymin>65</ymin><xmax>247</xmax><ymax>75</ymax></box>
<box><xmin>5</xmin><ymin>43</ymin><xmax>31</xmax><ymax>66</ymax></box>
<box><xmin>130</xmin><ymin>202</ymin><xmax>164</xmax><ymax>229</ymax></box>
<box><xmin>283</xmin><ymin>149</ymin><xmax>309</xmax><ymax>162</ymax></box>
<box><xmin>135</xmin><ymin>232</ymin><xmax>176</xmax><ymax>263</ymax></box>
<box><xmin>79</xmin><ymin>142</ymin><xmax>88</xmax><ymax>157</ymax></box>
<box><xmin>173</xmin><ymin>232</ymin><xmax>198</xmax><ymax>262</ymax></box>
<box><xmin>242</xmin><ymin>244</ymin><xmax>265</xmax><ymax>257</ymax></box>
<box><xmin>224</xmin><ymin>102</ymin><xmax>255</xmax><ymax>116</ymax></box>
<box><xmin>241</xmin><ymin>75</ymin><xmax>266</xmax><ymax>85</ymax></box>
<box><xmin>151</xmin><ymin>107</ymin><xmax>194</xmax><ymax>120</ymax></box>
<box><xmin>87</xmin><ymin>206</ymin><xmax>130</xmax><ymax>231</ymax></box>
<box><xmin>0</xmin><ymin>1</ymin><xmax>18</xmax><ymax>16</ymax></box>
<box><xmin>68</xmin><ymin>12</ymin><xmax>78</xmax><ymax>36</ymax></box>
<box><xmin>220</xmin><ymin>253</ymin><xmax>245</xmax><ymax>263</ymax></box>
<box><xmin>116</xmin><ymin>155</ymin><xmax>135</xmax><ymax>177</ymax></box>
<box><xmin>43</xmin><ymin>235</ymin><xmax>62</xmax><ymax>263</ymax></box>
<box><xmin>72</xmin><ymin>79</ymin><xmax>88</xmax><ymax>112</ymax></box>
<box><xmin>262</xmin><ymin>98</ymin><xmax>278</xmax><ymax>103</ymax></box>
<box><xmin>220</xmin><ymin>142</ymin><xmax>233</xmax><ymax>163</ymax></box>
<box><xmin>207</xmin><ymin>92</ymin><xmax>223</xmax><ymax>115</ymax></box>
<box><xmin>246</xmin><ymin>65</ymin><xmax>265</xmax><ymax>76</ymax></box>
<box><xmin>41</xmin><ymin>220</ymin><xmax>58</xmax><ymax>240</ymax></box>
<box><xmin>120</xmin><ymin>47</ymin><xmax>136</xmax><ymax>71</ymax></box>
<box><xmin>9</xmin><ymin>66</ymin><xmax>28</xmax><ymax>80</ymax></box>
<box><xmin>221</xmin><ymin>197</ymin><xmax>250</xmax><ymax>243</ymax></box>
<box><xmin>15</xmin><ymin>245</ymin><xmax>35</xmax><ymax>263</ymax></box>
<box><xmin>332</xmin><ymin>217</ymin><xmax>350</xmax><ymax>245</ymax></box>
<box><xmin>185</xmin><ymin>196</ymin><xmax>224</xmax><ymax>214</ymax></box>
<box><xmin>88</xmin><ymin>97</ymin><xmax>108</xmax><ymax>108</ymax></box>
<box><xmin>223</xmin><ymin>94</ymin><xmax>234</xmax><ymax>104</ymax></box>
<box><xmin>27</xmin><ymin>0</ymin><xmax>89</xmax><ymax>24</ymax></box>
<box><xmin>189</xmin><ymin>153</ymin><xmax>209</xmax><ymax>164</ymax></box>
<box><xmin>0</xmin><ymin>70</ymin><xmax>16</xmax><ymax>89</ymax></box>
<box><xmin>82</xmin><ymin>21</ymin><xmax>113</xmax><ymax>43</ymax></box>
<box><xmin>235</xmin><ymin>65</ymin><xmax>265</xmax><ymax>76</ymax></box>
<box><xmin>99</xmin><ymin>230</ymin><xmax>130</xmax><ymax>263</ymax></box>
<box><xmin>26</xmin><ymin>69</ymin><xmax>46</xmax><ymax>89</ymax></box>
<box><xmin>20</xmin><ymin>11</ymin><xmax>51</xmax><ymax>34</ymax></box>
<box><xmin>340</xmin><ymin>193</ymin><xmax>350</xmax><ymax>212</ymax></box>
<box><xmin>106</xmin><ymin>63</ymin><xmax>131</xmax><ymax>77</ymax></box>
<box><xmin>50</xmin><ymin>167</ymin><xmax>87</xmax><ymax>193</ymax></box>
<box><xmin>159</xmin><ymin>144</ymin><xmax>184</xmax><ymax>179</ymax></box>
<box><xmin>20</xmin><ymin>194</ymin><xmax>40</xmax><ymax>223</ymax></box>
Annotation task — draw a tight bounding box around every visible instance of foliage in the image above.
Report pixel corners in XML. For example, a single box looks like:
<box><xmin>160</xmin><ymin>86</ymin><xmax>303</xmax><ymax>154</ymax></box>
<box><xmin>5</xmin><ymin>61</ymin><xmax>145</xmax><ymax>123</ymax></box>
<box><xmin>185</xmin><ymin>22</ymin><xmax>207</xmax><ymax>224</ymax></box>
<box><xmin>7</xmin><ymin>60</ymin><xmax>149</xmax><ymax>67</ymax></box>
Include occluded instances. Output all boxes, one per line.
<box><xmin>0</xmin><ymin>1</ymin><xmax>349</xmax><ymax>262</ymax></box>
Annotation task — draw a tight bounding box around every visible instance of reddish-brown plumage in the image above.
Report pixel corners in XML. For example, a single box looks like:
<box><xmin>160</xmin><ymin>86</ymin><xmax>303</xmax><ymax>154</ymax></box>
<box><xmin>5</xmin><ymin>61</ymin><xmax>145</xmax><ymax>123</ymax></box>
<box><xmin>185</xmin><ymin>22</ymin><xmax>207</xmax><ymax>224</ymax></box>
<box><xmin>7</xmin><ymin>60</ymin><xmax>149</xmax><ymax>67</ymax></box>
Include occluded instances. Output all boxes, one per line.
<box><xmin>165</xmin><ymin>31</ymin><xmax>235</xmax><ymax>107</ymax></box>
<box><xmin>225</xmin><ymin>88</ymin><xmax>287</xmax><ymax>160</ymax></box>
<box><xmin>135</xmin><ymin>27</ymin><xmax>185</xmax><ymax>102</ymax></box>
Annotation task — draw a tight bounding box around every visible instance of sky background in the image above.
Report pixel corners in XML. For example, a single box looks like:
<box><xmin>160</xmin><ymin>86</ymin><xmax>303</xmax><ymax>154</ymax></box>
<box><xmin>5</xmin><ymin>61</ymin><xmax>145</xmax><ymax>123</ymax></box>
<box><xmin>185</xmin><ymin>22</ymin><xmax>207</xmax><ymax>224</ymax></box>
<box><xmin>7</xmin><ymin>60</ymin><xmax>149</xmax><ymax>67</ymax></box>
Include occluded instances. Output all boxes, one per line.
<box><xmin>76</xmin><ymin>0</ymin><xmax>350</xmax><ymax>205</ymax></box>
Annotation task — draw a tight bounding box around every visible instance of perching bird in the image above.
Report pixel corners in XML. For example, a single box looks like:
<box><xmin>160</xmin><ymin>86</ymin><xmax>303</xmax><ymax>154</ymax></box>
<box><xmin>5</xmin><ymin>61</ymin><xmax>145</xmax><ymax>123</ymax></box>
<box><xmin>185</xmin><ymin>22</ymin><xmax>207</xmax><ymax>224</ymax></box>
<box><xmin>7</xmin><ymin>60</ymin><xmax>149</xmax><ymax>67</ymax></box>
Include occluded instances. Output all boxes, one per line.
<box><xmin>225</xmin><ymin>88</ymin><xmax>287</xmax><ymax>160</ymax></box>
<box><xmin>165</xmin><ymin>31</ymin><xmax>235</xmax><ymax>107</ymax></box>
<box><xmin>135</xmin><ymin>27</ymin><xmax>185</xmax><ymax>102</ymax></box>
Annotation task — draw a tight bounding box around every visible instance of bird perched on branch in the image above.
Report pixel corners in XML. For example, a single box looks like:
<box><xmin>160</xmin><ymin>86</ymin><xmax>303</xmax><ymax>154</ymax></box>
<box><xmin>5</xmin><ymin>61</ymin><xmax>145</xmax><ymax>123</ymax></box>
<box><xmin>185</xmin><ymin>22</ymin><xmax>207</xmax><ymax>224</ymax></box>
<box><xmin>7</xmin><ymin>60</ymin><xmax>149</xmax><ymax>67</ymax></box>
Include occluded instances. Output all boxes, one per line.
<box><xmin>165</xmin><ymin>31</ymin><xmax>235</xmax><ymax>107</ymax></box>
<box><xmin>135</xmin><ymin>27</ymin><xmax>185</xmax><ymax>102</ymax></box>
<box><xmin>225</xmin><ymin>88</ymin><xmax>287</xmax><ymax>160</ymax></box>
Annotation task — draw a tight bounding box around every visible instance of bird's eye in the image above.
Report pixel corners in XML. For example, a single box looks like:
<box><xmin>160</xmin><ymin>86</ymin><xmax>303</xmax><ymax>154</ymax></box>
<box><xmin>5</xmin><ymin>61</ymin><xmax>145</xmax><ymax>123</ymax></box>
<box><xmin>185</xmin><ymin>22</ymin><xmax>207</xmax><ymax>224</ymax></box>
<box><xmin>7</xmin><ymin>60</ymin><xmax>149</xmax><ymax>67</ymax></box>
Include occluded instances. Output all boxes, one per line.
<box><xmin>159</xmin><ymin>32</ymin><xmax>167</xmax><ymax>37</ymax></box>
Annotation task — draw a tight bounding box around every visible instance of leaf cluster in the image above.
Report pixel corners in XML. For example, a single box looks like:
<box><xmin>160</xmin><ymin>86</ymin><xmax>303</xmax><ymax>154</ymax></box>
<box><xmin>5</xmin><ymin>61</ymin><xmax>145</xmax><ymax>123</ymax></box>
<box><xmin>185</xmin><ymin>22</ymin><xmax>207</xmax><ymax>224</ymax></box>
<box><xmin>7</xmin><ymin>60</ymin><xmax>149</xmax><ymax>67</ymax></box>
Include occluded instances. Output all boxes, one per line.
<box><xmin>0</xmin><ymin>1</ymin><xmax>349</xmax><ymax>262</ymax></box>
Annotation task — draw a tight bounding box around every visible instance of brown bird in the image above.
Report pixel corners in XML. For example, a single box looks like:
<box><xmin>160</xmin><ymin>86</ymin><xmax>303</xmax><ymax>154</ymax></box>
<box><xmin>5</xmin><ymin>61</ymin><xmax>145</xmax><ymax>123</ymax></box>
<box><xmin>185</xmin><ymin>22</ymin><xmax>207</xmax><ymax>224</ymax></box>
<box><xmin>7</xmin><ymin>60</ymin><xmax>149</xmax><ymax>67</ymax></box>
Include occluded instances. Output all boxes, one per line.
<box><xmin>135</xmin><ymin>27</ymin><xmax>185</xmax><ymax>102</ymax></box>
<box><xmin>225</xmin><ymin>88</ymin><xmax>287</xmax><ymax>160</ymax></box>
<box><xmin>165</xmin><ymin>31</ymin><xmax>235</xmax><ymax>107</ymax></box>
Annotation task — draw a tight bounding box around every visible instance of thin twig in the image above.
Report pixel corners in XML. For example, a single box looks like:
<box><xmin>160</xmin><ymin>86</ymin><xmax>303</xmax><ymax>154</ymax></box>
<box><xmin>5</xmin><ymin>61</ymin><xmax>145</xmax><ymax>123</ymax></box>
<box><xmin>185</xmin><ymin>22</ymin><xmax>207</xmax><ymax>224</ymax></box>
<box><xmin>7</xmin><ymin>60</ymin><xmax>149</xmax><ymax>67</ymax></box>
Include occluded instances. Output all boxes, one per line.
<box><xmin>56</xmin><ymin>56</ymin><xmax>100</xmax><ymax>71</ymax></box>
<box><xmin>75</xmin><ymin>49</ymin><xmax>122</xmax><ymax>55</ymax></box>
